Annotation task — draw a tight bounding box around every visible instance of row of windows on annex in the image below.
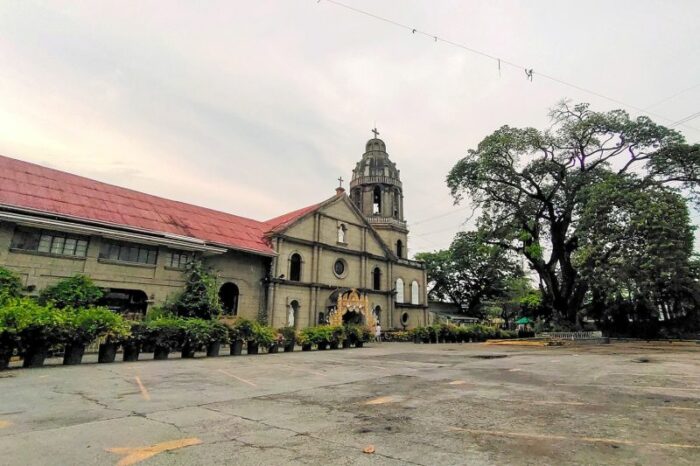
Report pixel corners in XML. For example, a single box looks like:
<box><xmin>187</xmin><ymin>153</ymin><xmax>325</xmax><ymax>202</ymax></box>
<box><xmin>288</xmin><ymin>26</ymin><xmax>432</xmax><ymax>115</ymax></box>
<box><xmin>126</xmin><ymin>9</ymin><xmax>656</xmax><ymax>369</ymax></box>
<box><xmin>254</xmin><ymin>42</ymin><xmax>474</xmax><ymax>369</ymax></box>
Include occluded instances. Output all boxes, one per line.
<box><xmin>10</xmin><ymin>226</ymin><xmax>245</xmax><ymax>317</ymax></box>
<box><xmin>10</xmin><ymin>226</ymin><xmax>193</xmax><ymax>269</ymax></box>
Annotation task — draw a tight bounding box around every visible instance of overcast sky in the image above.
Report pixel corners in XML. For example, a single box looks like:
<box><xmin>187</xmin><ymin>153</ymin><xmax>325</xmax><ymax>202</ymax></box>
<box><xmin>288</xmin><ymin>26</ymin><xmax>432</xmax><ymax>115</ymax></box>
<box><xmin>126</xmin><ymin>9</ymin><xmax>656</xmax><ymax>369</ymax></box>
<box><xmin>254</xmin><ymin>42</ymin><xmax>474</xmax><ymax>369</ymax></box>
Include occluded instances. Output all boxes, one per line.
<box><xmin>1</xmin><ymin>0</ymin><xmax>699</xmax><ymax>256</ymax></box>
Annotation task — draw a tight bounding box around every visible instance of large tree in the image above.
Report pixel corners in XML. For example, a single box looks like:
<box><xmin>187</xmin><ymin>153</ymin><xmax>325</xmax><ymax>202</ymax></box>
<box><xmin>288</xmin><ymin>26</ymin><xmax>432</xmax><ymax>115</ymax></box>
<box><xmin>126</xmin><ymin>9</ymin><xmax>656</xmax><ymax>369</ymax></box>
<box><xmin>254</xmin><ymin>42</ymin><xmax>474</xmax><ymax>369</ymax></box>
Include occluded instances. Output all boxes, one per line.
<box><xmin>576</xmin><ymin>176</ymin><xmax>699</xmax><ymax>333</ymax></box>
<box><xmin>416</xmin><ymin>231</ymin><xmax>521</xmax><ymax>318</ymax></box>
<box><xmin>447</xmin><ymin>102</ymin><xmax>699</xmax><ymax>324</ymax></box>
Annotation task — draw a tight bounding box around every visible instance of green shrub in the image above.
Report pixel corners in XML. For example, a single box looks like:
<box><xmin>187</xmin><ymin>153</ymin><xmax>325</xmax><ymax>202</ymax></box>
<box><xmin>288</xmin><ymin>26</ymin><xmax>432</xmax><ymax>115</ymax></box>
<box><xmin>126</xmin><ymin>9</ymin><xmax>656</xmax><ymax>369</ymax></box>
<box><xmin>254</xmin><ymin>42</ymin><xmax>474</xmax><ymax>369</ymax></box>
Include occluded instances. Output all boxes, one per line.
<box><xmin>145</xmin><ymin>317</ymin><xmax>183</xmax><ymax>350</ymax></box>
<box><xmin>179</xmin><ymin>318</ymin><xmax>215</xmax><ymax>348</ymax></box>
<box><xmin>251</xmin><ymin>322</ymin><xmax>277</xmax><ymax>346</ymax></box>
<box><xmin>64</xmin><ymin>307</ymin><xmax>130</xmax><ymax>345</ymax></box>
<box><xmin>166</xmin><ymin>261</ymin><xmax>222</xmax><ymax>320</ymax></box>
<box><xmin>16</xmin><ymin>300</ymin><xmax>69</xmax><ymax>348</ymax></box>
<box><xmin>38</xmin><ymin>275</ymin><xmax>103</xmax><ymax>309</ymax></box>
<box><xmin>230</xmin><ymin>318</ymin><xmax>256</xmax><ymax>341</ymax></box>
<box><xmin>330</xmin><ymin>325</ymin><xmax>345</xmax><ymax>343</ymax></box>
<box><xmin>343</xmin><ymin>324</ymin><xmax>372</xmax><ymax>343</ymax></box>
<box><xmin>279</xmin><ymin>326</ymin><xmax>296</xmax><ymax>342</ymax></box>
<box><xmin>0</xmin><ymin>267</ymin><xmax>22</xmax><ymax>304</ymax></box>
<box><xmin>209</xmin><ymin>321</ymin><xmax>230</xmax><ymax>344</ymax></box>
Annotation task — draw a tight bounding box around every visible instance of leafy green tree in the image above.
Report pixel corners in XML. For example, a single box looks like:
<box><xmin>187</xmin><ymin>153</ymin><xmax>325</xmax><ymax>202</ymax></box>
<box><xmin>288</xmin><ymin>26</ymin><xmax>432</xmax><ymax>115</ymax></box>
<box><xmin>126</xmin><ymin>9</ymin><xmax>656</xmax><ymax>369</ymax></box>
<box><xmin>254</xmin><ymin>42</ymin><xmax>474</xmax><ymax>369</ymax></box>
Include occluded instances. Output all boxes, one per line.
<box><xmin>168</xmin><ymin>260</ymin><xmax>222</xmax><ymax>319</ymax></box>
<box><xmin>38</xmin><ymin>275</ymin><xmax>104</xmax><ymax>309</ymax></box>
<box><xmin>576</xmin><ymin>176</ymin><xmax>699</xmax><ymax>333</ymax></box>
<box><xmin>447</xmin><ymin>101</ymin><xmax>699</xmax><ymax>324</ymax></box>
<box><xmin>416</xmin><ymin>231</ymin><xmax>521</xmax><ymax>318</ymax></box>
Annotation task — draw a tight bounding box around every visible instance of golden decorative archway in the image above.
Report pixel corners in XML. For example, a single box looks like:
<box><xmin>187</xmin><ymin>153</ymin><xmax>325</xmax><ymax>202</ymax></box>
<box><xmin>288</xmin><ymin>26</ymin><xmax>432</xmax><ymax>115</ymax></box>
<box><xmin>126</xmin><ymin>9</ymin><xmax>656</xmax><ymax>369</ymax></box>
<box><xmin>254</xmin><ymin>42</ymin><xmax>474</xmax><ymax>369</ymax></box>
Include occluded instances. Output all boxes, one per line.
<box><xmin>329</xmin><ymin>289</ymin><xmax>376</xmax><ymax>328</ymax></box>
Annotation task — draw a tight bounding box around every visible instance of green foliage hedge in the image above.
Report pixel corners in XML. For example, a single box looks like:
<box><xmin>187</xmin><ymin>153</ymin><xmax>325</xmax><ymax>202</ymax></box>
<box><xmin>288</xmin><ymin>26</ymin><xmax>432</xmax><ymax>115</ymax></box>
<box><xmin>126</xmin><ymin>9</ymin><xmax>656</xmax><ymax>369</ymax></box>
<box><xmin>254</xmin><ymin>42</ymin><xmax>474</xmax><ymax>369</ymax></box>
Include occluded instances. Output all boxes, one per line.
<box><xmin>410</xmin><ymin>323</ymin><xmax>517</xmax><ymax>342</ymax></box>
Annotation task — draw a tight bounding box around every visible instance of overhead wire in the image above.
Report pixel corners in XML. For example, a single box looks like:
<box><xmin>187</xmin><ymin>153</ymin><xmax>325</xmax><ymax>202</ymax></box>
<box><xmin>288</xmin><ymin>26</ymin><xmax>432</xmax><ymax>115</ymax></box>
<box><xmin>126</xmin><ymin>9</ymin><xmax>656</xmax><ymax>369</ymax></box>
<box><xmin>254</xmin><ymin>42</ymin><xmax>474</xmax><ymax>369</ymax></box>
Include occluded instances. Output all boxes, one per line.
<box><xmin>319</xmin><ymin>0</ymin><xmax>700</xmax><ymax>133</ymax></box>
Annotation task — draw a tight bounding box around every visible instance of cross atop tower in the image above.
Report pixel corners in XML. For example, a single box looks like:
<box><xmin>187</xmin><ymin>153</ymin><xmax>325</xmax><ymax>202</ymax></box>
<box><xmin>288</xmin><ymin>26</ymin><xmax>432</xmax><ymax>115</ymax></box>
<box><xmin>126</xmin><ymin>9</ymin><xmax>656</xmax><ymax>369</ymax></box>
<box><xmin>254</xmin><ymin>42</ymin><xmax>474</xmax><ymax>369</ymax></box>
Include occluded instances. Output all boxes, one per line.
<box><xmin>337</xmin><ymin>176</ymin><xmax>344</xmax><ymax>188</ymax></box>
<box><xmin>371</xmin><ymin>127</ymin><xmax>379</xmax><ymax>138</ymax></box>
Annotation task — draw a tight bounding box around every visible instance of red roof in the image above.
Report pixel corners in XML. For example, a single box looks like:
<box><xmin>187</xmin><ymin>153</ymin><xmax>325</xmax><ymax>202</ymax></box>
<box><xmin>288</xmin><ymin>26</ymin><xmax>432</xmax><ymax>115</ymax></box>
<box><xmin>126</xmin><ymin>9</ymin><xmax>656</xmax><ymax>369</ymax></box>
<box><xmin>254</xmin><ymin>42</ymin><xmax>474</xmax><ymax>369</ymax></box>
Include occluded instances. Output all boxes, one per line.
<box><xmin>264</xmin><ymin>202</ymin><xmax>322</xmax><ymax>234</ymax></box>
<box><xmin>0</xmin><ymin>154</ymin><xmax>291</xmax><ymax>256</ymax></box>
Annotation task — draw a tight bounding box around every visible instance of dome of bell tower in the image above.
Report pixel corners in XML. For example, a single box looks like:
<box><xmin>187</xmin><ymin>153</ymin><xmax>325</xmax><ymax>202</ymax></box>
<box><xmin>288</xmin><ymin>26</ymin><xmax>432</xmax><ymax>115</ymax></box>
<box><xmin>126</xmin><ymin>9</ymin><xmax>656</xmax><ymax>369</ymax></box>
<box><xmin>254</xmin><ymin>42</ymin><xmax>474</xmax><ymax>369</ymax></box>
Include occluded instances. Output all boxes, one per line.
<box><xmin>348</xmin><ymin>130</ymin><xmax>409</xmax><ymax>258</ymax></box>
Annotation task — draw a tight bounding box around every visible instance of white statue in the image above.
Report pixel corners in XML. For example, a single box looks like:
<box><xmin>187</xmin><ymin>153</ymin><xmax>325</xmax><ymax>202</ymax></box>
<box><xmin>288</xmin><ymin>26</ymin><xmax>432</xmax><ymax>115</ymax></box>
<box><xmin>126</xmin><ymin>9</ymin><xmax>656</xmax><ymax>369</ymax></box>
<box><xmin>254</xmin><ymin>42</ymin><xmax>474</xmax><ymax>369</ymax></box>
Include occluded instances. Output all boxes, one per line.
<box><xmin>288</xmin><ymin>305</ymin><xmax>295</xmax><ymax>327</ymax></box>
<box><xmin>338</xmin><ymin>224</ymin><xmax>346</xmax><ymax>243</ymax></box>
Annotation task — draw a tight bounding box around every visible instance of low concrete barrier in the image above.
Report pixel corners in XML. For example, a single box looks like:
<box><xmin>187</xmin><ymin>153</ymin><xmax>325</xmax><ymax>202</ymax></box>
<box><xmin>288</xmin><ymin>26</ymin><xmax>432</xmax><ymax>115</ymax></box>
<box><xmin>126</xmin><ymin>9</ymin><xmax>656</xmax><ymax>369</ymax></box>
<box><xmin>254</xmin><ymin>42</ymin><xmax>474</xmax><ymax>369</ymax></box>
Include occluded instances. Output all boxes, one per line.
<box><xmin>536</xmin><ymin>331</ymin><xmax>603</xmax><ymax>340</ymax></box>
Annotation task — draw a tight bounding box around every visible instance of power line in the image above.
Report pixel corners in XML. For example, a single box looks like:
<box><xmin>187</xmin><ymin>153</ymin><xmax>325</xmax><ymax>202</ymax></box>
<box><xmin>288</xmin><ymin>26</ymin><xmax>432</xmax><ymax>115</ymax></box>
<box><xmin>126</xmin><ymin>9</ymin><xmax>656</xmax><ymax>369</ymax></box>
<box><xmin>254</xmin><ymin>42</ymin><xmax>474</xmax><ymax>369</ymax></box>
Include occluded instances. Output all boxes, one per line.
<box><xmin>319</xmin><ymin>0</ymin><xmax>700</xmax><ymax>133</ymax></box>
<box><xmin>669</xmin><ymin>111</ymin><xmax>700</xmax><ymax>128</ymax></box>
<box><xmin>643</xmin><ymin>83</ymin><xmax>700</xmax><ymax>111</ymax></box>
<box><xmin>411</xmin><ymin>205</ymin><xmax>472</xmax><ymax>226</ymax></box>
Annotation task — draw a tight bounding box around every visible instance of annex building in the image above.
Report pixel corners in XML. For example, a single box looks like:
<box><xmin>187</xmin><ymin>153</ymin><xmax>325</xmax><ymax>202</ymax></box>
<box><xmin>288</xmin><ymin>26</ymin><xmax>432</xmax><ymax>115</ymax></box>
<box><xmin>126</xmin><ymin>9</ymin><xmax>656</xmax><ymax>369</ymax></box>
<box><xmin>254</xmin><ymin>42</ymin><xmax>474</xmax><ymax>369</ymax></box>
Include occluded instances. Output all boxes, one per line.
<box><xmin>0</xmin><ymin>135</ymin><xmax>428</xmax><ymax>329</ymax></box>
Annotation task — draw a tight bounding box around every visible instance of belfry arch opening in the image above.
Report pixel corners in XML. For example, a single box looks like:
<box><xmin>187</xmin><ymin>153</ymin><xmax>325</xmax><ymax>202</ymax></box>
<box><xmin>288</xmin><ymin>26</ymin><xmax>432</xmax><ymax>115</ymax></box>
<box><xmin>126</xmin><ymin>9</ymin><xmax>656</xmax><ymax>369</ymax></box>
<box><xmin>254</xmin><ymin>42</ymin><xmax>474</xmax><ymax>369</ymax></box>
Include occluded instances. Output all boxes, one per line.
<box><xmin>373</xmin><ymin>186</ymin><xmax>382</xmax><ymax>214</ymax></box>
<box><xmin>396</xmin><ymin>239</ymin><xmax>403</xmax><ymax>258</ymax></box>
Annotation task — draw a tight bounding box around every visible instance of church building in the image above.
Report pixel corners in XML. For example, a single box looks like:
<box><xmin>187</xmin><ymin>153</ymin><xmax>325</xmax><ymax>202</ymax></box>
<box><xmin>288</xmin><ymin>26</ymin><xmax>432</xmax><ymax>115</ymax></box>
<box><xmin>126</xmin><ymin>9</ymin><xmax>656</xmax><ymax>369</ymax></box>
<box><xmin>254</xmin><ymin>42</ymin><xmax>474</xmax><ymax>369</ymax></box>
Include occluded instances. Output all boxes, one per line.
<box><xmin>0</xmin><ymin>134</ymin><xmax>428</xmax><ymax>329</ymax></box>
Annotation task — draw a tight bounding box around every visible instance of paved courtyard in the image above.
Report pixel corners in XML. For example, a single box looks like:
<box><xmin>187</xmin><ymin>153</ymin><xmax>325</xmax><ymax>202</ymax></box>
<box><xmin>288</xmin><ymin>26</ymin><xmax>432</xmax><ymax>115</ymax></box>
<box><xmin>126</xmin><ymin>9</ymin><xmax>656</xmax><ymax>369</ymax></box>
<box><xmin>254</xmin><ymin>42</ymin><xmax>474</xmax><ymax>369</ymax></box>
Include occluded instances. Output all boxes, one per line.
<box><xmin>1</xmin><ymin>341</ymin><xmax>699</xmax><ymax>465</ymax></box>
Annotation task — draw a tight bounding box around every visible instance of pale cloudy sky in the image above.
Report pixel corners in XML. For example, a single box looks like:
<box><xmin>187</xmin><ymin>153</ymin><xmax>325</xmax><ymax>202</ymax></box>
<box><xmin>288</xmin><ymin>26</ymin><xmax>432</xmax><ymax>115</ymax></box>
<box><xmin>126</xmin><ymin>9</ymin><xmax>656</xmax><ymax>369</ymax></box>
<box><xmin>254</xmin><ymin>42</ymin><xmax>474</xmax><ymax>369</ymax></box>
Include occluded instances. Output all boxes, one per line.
<box><xmin>1</xmin><ymin>0</ymin><xmax>699</xmax><ymax>256</ymax></box>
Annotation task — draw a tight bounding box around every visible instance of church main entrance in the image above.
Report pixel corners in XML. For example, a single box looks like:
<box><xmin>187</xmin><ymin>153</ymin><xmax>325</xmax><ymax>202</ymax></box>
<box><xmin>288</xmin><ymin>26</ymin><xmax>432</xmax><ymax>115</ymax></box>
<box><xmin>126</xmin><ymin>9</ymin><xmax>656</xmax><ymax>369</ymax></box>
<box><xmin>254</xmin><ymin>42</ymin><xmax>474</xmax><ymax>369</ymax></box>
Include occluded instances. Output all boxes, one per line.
<box><xmin>328</xmin><ymin>289</ymin><xmax>376</xmax><ymax>328</ymax></box>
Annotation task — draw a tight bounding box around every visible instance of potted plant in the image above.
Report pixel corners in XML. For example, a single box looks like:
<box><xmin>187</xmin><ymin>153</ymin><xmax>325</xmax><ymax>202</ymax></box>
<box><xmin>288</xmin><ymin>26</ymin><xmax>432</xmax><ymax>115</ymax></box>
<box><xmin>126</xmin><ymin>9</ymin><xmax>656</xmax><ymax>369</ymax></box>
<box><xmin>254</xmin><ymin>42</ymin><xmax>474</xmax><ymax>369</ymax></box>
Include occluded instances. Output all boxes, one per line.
<box><xmin>250</xmin><ymin>323</ymin><xmax>275</xmax><ymax>354</ymax></box>
<box><xmin>207</xmin><ymin>321</ymin><xmax>229</xmax><ymax>357</ymax></box>
<box><xmin>330</xmin><ymin>326</ymin><xmax>345</xmax><ymax>350</ymax></box>
<box><xmin>96</xmin><ymin>311</ymin><xmax>131</xmax><ymax>363</ymax></box>
<box><xmin>180</xmin><ymin>318</ymin><xmax>213</xmax><ymax>358</ymax></box>
<box><xmin>145</xmin><ymin>318</ymin><xmax>181</xmax><ymax>360</ymax></box>
<box><xmin>19</xmin><ymin>302</ymin><xmax>67</xmax><ymax>368</ymax></box>
<box><xmin>0</xmin><ymin>299</ymin><xmax>24</xmax><ymax>370</ymax></box>
<box><xmin>314</xmin><ymin>326</ymin><xmax>333</xmax><ymax>350</ymax></box>
<box><xmin>122</xmin><ymin>322</ymin><xmax>146</xmax><ymax>361</ymax></box>
<box><xmin>297</xmin><ymin>330</ymin><xmax>312</xmax><ymax>351</ymax></box>
<box><xmin>279</xmin><ymin>326</ymin><xmax>296</xmax><ymax>352</ymax></box>
<box><xmin>62</xmin><ymin>307</ymin><xmax>121</xmax><ymax>365</ymax></box>
<box><xmin>356</xmin><ymin>326</ymin><xmax>372</xmax><ymax>348</ymax></box>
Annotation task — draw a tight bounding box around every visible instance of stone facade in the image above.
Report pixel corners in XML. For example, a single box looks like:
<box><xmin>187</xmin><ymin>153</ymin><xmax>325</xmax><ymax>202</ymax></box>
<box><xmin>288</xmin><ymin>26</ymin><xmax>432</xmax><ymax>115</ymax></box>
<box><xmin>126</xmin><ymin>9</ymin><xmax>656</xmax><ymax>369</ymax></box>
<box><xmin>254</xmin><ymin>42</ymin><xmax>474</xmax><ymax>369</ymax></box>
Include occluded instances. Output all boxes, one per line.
<box><xmin>0</xmin><ymin>135</ymin><xmax>428</xmax><ymax>328</ymax></box>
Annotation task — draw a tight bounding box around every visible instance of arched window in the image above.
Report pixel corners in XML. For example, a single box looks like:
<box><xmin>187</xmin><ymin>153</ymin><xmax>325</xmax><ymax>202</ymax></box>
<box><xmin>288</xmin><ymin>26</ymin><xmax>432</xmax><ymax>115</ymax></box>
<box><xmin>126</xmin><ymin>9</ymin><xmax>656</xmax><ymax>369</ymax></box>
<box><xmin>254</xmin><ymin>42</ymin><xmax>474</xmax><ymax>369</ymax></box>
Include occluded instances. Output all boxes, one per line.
<box><xmin>337</xmin><ymin>224</ymin><xmax>347</xmax><ymax>243</ymax></box>
<box><xmin>395</xmin><ymin>278</ymin><xmax>404</xmax><ymax>303</ymax></box>
<box><xmin>219</xmin><ymin>282</ymin><xmax>239</xmax><ymax>316</ymax></box>
<box><xmin>372</xmin><ymin>267</ymin><xmax>381</xmax><ymax>290</ymax></box>
<box><xmin>373</xmin><ymin>186</ymin><xmax>382</xmax><ymax>214</ymax></box>
<box><xmin>290</xmin><ymin>253</ymin><xmax>302</xmax><ymax>281</ymax></box>
<box><xmin>396</xmin><ymin>239</ymin><xmax>403</xmax><ymax>258</ymax></box>
<box><xmin>411</xmin><ymin>280</ymin><xmax>420</xmax><ymax>305</ymax></box>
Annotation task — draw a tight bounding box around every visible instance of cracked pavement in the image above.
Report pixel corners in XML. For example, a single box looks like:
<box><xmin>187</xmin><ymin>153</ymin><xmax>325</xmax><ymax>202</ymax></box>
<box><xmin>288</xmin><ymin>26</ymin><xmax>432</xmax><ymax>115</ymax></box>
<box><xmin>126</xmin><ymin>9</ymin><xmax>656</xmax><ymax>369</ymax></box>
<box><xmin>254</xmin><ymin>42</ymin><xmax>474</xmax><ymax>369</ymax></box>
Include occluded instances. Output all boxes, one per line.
<box><xmin>1</xmin><ymin>342</ymin><xmax>699</xmax><ymax>465</ymax></box>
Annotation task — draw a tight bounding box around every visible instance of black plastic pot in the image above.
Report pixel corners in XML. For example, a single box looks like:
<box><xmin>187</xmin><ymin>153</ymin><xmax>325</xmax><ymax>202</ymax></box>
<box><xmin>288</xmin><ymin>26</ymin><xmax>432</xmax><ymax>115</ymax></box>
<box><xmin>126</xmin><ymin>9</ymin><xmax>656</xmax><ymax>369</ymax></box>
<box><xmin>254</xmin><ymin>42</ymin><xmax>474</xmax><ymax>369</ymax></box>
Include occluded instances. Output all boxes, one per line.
<box><xmin>154</xmin><ymin>346</ymin><xmax>170</xmax><ymax>360</ymax></box>
<box><xmin>247</xmin><ymin>342</ymin><xmax>259</xmax><ymax>355</ymax></box>
<box><xmin>0</xmin><ymin>348</ymin><xmax>12</xmax><ymax>371</ymax></box>
<box><xmin>63</xmin><ymin>343</ymin><xmax>86</xmax><ymax>365</ymax></box>
<box><xmin>268</xmin><ymin>343</ymin><xmax>279</xmax><ymax>354</ymax></box>
<box><xmin>284</xmin><ymin>342</ymin><xmax>295</xmax><ymax>352</ymax></box>
<box><xmin>355</xmin><ymin>341</ymin><xmax>364</xmax><ymax>348</ymax></box>
<box><xmin>123</xmin><ymin>343</ymin><xmax>140</xmax><ymax>362</ymax></box>
<box><xmin>317</xmin><ymin>342</ymin><xmax>329</xmax><ymax>350</ymax></box>
<box><xmin>342</xmin><ymin>340</ymin><xmax>351</xmax><ymax>349</ymax></box>
<box><xmin>23</xmin><ymin>344</ymin><xmax>48</xmax><ymax>368</ymax></box>
<box><xmin>413</xmin><ymin>335</ymin><xmax>421</xmax><ymax>344</ymax></box>
<box><xmin>422</xmin><ymin>338</ymin><xmax>430</xmax><ymax>344</ymax></box>
<box><xmin>230</xmin><ymin>340</ymin><xmax>243</xmax><ymax>356</ymax></box>
<box><xmin>98</xmin><ymin>342</ymin><xmax>118</xmax><ymax>364</ymax></box>
<box><xmin>181</xmin><ymin>343</ymin><xmax>196</xmax><ymax>359</ymax></box>
<box><xmin>329</xmin><ymin>341</ymin><xmax>339</xmax><ymax>350</ymax></box>
<box><xmin>206</xmin><ymin>341</ymin><xmax>221</xmax><ymax>357</ymax></box>
<box><xmin>301</xmin><ymin>343</ymin><xmax>312</xmax><ymax>351</ymax></box>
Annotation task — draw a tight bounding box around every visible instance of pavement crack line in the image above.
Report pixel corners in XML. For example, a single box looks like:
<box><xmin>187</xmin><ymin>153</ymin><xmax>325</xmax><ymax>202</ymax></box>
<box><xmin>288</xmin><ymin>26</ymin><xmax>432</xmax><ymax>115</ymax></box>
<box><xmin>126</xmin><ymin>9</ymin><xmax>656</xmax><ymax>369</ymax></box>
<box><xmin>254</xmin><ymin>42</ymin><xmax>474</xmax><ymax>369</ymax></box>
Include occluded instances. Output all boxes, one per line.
<box><xmin>200</xmin><ymin>406</ymin><xmax>427</xmax><ymax>465</ymax></box>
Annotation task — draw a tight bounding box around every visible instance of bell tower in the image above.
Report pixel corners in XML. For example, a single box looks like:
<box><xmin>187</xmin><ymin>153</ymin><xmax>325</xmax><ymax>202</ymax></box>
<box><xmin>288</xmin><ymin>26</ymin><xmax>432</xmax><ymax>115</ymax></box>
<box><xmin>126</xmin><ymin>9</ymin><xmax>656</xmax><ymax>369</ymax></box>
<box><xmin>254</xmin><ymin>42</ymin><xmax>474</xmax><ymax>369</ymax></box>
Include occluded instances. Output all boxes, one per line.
<box><xmin>350</xmin><ymin>129</ymin><xmax>409</xmax><ymax>258</ymax></box>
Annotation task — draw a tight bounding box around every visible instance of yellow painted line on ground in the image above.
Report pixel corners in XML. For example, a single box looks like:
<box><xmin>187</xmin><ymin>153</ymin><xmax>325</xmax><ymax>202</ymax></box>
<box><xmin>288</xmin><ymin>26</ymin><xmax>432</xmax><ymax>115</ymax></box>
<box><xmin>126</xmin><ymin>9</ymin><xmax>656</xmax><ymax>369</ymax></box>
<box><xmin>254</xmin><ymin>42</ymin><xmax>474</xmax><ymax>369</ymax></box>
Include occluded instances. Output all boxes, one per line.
<box><xmin>370</xmin><ymin>365</ymin><xmax>387</xmax><ymax>370</ymax></box>
<box><xmin>447</xmin><ymin>380</ymin><xmax>467</xmax><ymax>385</ymax></box>
<box><xmin>508</xmin><ymin>368</ymin><xmax>522</xmax><ymax>372</ymax></box>
<box><xmin>134</xmin><ymin>376</ymin><xmax>151</xmax><ymax>401</ymax></box>
<box><xmin>364</xmin><ymin>396</ymin><xmax>400</xmax><ymax>405</ymax></box>
<box><xmin>107</xmin><ymin>437</ymin><xmax>202</xmax><ymax>465</ymax></box>
<box><xmin>217</xmin><ymin>369</ymin><xmax>257</xmax><ymax>387</ymax></box>
<box><xmin>533</xmin><ymin>400</ymin><xmax>595</xmax><ymax>406</ymax></box>
<box><xmin>657</xmin><ymin>406</ymin><xmax>700</xmax><ymax>412</ymax></box>
<box><xmin>447</xmin><ymin>427</ymin><xmax>700</xmax><ymax>449</ymax></box>
<box><xmin>0</xmin><ymin>420</ymin><xmax>12</xmax><ymax>429</ymax></box>
<box><xmin>554</xmin><ymin>383</ymin><xmax>700</xmax><ymax>391</ymax></box>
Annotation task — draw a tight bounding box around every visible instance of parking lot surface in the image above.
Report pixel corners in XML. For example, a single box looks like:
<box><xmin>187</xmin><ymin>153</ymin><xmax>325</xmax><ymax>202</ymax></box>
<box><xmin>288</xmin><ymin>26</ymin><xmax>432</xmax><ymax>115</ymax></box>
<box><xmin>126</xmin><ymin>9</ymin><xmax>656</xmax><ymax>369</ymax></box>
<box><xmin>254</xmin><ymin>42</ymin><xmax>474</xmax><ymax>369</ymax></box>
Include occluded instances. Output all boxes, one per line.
<box><xmin>1</xmin><ymin>341</ymin><xmax>699</xmax><ymax>465</ymax></box>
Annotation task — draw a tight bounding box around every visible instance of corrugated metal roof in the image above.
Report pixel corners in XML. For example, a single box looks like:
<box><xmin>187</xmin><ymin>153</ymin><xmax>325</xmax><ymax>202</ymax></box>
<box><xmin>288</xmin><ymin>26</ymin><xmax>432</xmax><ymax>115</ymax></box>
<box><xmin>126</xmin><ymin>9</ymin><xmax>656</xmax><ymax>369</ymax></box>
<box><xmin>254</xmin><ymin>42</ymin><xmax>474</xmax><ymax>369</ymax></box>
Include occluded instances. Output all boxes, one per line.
<box><xmin>0</xmin><ymin>154</ymin><xmax>283</xmax><ymax>255</ymax></box>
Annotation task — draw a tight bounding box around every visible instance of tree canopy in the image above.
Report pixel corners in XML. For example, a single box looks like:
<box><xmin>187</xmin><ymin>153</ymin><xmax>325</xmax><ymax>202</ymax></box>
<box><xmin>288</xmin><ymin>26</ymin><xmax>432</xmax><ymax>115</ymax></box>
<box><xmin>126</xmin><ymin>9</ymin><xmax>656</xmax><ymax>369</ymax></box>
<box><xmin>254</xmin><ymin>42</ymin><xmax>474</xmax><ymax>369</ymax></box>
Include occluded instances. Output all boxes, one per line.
<box><xmin>416</xmin><ymin>231</ymin><xmax>521</xmax><ymax>318</ymax></box>
<box><xmin>447</xmin><ymin>102</ymin><xmax>700</xmax><ymax>328</ymax></box>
